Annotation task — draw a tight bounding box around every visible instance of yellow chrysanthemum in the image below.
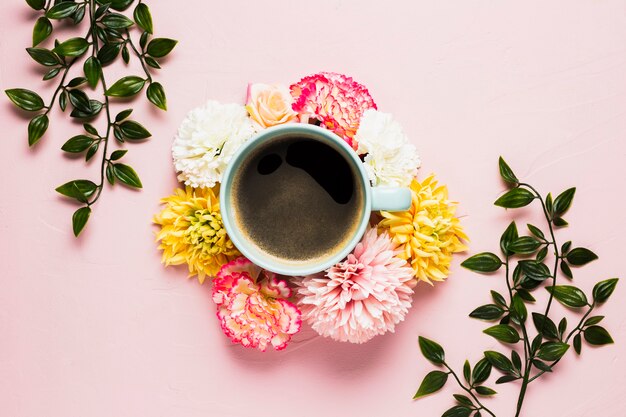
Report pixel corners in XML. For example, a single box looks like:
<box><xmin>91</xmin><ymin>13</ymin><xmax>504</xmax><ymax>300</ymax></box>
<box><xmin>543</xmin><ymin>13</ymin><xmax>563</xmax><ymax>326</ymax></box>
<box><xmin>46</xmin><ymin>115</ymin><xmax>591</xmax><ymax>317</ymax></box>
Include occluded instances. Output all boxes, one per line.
<box><xmin>154</xmin><ymin>186</ymin><xmax>240</xmax><ymax>283</ymax></box>
<box><xmin>378</xmin><ymin>175</ymin><xmax>468</xmax><ymax>285</ymax></box>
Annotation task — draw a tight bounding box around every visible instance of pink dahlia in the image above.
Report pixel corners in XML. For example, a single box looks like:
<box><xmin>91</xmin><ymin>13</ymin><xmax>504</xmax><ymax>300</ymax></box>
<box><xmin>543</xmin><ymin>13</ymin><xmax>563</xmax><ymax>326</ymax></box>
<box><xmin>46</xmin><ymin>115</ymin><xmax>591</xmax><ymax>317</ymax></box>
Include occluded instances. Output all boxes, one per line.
<box><xmin>290</xmin><ymin>72</ymin><xmax>377</xmax><ymax>150</ymax></box>
<box><xmin>296</xmin><ymin>229</ymin><xmax>415</xmax><ymax>344</ymax></box>
<box><xmin>212</xmin><ymin>257</ymin><xmax>301</xmax><ymax>351</ymax></box>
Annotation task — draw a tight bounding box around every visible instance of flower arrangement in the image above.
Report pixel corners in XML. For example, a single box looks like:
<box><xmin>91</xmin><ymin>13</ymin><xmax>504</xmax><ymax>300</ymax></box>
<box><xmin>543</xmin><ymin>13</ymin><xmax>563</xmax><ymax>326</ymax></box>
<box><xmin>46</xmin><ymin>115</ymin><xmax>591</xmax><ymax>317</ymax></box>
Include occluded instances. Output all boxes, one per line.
<box><xmin>154</xmin><ymin>72</ymin><xmax>468</xmax><ymax>351</ymax></box>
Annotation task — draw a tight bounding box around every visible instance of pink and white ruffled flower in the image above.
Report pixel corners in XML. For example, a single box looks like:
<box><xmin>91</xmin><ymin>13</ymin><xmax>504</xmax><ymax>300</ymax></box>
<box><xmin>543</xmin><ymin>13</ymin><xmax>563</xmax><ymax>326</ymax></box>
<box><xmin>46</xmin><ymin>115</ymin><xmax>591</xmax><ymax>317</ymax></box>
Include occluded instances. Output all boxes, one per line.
<box><xmin>212</xmin><ymin>257</ymin><xmax>301</xmax><ymax>351</ymax></box>
<box><xmin>296</xmin><ymin>229</ymin><xmax>415</xmax><ymax>344</ymax></box>
<box><xmin>290</xmin><ymin>72</ymin><xmax>377</xmax><ymax>150</ymax></box>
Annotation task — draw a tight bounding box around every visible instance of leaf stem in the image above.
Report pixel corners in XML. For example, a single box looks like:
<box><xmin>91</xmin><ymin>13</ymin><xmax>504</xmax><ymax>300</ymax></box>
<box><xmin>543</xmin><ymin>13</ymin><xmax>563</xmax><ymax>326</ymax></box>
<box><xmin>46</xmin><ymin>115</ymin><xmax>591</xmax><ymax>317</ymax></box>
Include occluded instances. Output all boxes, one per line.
<box><xmin>443</xmin><ymin>362</ymin><xmax>496</xmax><ymax>417</ymax></box>
<box><xmin>86</xmin><ymin>0</ymin><xmax>112</xmax><ymax>207</ymax></box>
<box><xmin>527</xmin><ymin>303</ymin><xmax>595</xmax><ymax>383</ymax></box>
<box><xmin>125</xmin><ymin>29</ymin><xmax>152</xmax><ymax>82</ymax></box>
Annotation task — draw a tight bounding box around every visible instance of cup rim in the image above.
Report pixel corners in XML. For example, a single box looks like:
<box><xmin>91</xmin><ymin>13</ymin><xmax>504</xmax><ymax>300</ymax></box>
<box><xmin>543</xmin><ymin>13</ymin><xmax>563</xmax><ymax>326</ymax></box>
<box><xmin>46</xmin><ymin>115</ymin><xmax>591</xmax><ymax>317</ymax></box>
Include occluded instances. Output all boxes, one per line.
<box><xmin>220</xmin><ymin>124</ymin><xmax>371</xmax><ymax>276</ymax></box>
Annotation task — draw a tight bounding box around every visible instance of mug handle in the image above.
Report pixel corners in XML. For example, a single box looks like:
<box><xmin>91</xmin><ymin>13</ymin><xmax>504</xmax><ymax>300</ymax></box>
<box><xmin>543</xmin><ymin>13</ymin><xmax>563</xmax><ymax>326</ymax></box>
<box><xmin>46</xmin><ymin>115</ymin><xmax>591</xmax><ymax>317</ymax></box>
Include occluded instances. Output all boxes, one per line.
<box><xmin>371</xmin><ymin>187</ymin><xmax>412</xmax><ymax>212</ymax></box>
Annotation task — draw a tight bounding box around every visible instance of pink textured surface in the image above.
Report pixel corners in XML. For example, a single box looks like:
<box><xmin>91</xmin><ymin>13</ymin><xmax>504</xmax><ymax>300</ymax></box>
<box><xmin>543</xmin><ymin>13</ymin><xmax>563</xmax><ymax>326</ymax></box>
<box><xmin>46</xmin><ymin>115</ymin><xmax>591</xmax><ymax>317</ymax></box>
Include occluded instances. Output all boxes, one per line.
<box><xmin>1</xmin><ymin>1</ymin><xmax>625</xmax><ymax>416</ymax></box>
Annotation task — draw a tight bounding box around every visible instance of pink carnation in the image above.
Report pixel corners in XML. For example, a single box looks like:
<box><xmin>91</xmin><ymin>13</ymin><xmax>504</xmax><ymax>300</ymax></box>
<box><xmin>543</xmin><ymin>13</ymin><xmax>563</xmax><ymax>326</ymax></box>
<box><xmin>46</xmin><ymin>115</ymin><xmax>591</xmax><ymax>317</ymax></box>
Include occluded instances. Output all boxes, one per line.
<box><xmin>296</xmin><ymin>229</ymin><xmax>415</xmax><ymax>344</ymax></box>
<box><xmin>290</xmin><ymin>72</ymin><xmax>377</xmax><ymax>150</ymax></box>
<box><xmin>212</xmin><ymin>257</ymin><xmax>301</xmax><ymax>351</ymax></box>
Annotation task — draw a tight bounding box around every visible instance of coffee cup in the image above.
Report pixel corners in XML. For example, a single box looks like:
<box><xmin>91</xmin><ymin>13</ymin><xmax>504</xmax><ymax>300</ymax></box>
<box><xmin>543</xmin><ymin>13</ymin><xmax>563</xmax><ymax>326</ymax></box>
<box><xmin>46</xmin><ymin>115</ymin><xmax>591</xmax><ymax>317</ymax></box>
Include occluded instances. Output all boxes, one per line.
<box><xmin>220</xmin><ymin>124</ymin><xmax>411</xmax><ymax>276</ymax></box>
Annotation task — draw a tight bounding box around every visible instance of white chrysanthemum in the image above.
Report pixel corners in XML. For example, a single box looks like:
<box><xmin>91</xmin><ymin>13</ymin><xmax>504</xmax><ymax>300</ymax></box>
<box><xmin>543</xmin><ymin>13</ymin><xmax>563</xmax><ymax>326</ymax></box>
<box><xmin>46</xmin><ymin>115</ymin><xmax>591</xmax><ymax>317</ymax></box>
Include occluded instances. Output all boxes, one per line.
<box><xmin>355</xmin><ymin>109</ymin><xmax>421</xmax><ymax>187</ymax></box>
<box><xmin>172</xmin><ymin>101</ymin><xmax>255</xmax><ymax>188</ymax></box>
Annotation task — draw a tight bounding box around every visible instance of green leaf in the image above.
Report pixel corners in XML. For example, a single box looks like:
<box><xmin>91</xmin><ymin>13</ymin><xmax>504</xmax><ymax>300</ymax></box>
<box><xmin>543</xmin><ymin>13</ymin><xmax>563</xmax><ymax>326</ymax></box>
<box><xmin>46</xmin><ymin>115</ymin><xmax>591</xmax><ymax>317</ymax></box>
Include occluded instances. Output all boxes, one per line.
<box><xmin>27</xmin><ymin>114</ymin><xmax>49</xmax><ymax>146</ymax></box>
<box><xmin>553</xmin><ymin>187</ymin><xmax>576</xmax><ymax>216</ymax></box>
<box><xmin>106</xmin><ymin>76</ymin><xmax>146</xmax><ymax>97</ymax></box>
<box><xmin>584</xmin><ymin>316</ymin><xmax>604</xmax><ymax>327</ymax></box>
<box><xmin>546</xmin><ymin>285</ymin><xmax>588</xmax><ymax>308</ymax></box>
<box><xmin>97</xmin><ymin>43</ymin><xmax>122</xmax><ymax>65</ymax></box>
<box><xmin>70</xmin><ymin>99</ymin><xmax>103</xmax><ymax>119</ymax></box>
<box><xmin>461</xmin><ymin>253</ymin><xmax>502</xmax><ymax>273</ymax></box>
<box><xmin>116</xmin><ymin>109</ymin><xmax>133</xmax><ymax>122</ymax></box>
<box><xmin>498</xmin><ymin>156</ymin><xmax>518</xmax><ymax>185</ymax></box>
<box><xmin>413</xmin><ymin>370</ymin><xmax>448</xmax><ymax>399</ymax></box>
<box><xmin>6</xmin><ymin>88</ymin><xmax>44</xmax><ymax>111</ymax></box>
<box><xmin>113</xmin><ymin>164</ymin><xmax>142</xmax><ymax>188</ymax></box>
<box><xmin>545</xmin><ymin>192</ymin><xmax>554</xmax><ymax>217</ymax></box>
<box><xmin>67</xmin><ymin>77</ymin><xmax>88</xmax><ymax>88</ymax></box>
<box><xmin>566</xmin><ymin>247</ymin><xmax>598</xmax><ymax>266</ymax></box>
<box><xmin>495</xmin><ymin>375</ymin><xmax>518</xmax><ymax>384</ymax></box>
<box><xmin>471</xmin><ymin>358</ymin><xmax>492</xmax><ymax>385</ymax></box>
<box><xmin>418</xmin><ymin>336</ymin><xmax>445</xmax><ymax>364</ymax></box>
<box><xmin>110</xmin><ymin>149</ymin><xmax>127</xmax><ymax>161</ymax></box>
<box><xmin>531</xmin><ymin>334</ymin><xmax>543</xmax><ymax>354</ymax></box>
<box><xmin>561</xmin><ymin>241</ymin><xmax>572</xmax><ymax>254</ymax></box>
<box><xmin>511</xmin><ymin>350</ymin><xmax>522</xmax><ymax>372</ymax></box>
<box><xmin>119</xmin><ymin>120</ymin><xmax>151</xmax><ymax>140</ymax></box>
<box><xmin>144</xmin><ymin>56</ymin><xmax>161</xmax><ymax>69</ymax></box>
<box><xmin>537</xmin><ymin>342</ymin><xmax>569</xmax><ymax>361</ymax></box>
<box><xmin>552</xmin><ymin>217</ymin><xmax>568</xmax><ymax>227</ymax></box>
<box><xmin>573</xmin><ymin>333</ymin><xmax>582</xmax><ymax>354</ymax></box>
<box><xmin>106</xmin><ymin>164</ymin><xmax>115</xmax><ymax>185</ymax></box>
<box><xmin>462</xmin><ymin>360</ymin><xmax>471</xmax><ymax>383</ymax></box>
<box><xmin>62</xmin><ymin>135</ymin><xmax>94</xmax><ymax>153</ymax></box>
<box><xmin>442</xmin><ymin>406</ymin><xmax>472</xmax><ymax>417</ymax></box>
<box><xmin>527</xmin><ymin>224</ymin><xmax>545</xmax><ymax>240</ymax></box>
<box><xmin>494</xmin><ymin>188</ymin><xmax>535</xmax><ymax>208</ymax></box>
<box><xmin>140</xmin><ymin>31</ymin><xmax>149</xmax><ymax>49</ymax></box>
<box><xmin>122</xmin><ymin>45</ymin><xmax>130</xmax><ymax>64</ymax></box>
<box><xmin>146</xmin><ymin>38</ymin><xmax>178</xmax><ymax>58</ymax></box>
<box><xmin>102</xmin><ymin>13</ymin><xmax>134</xmax><ymax>29</ymax></box>
<box><xmin>83</xmin><ymin>124</ymin><xmax>98</xmax><ymax>136</ymax></box>
<box><xmin>469</xmin><ymin>304</ymin><xmax>504</xmax><ymax>321</ymax></box>
<box><xmin>96</xmin><ymin>0</ymin><xmax>133</xmax><ymax>11</ymax></box>
<box><xmin>72</xmin><ymin>207</ymin><xmax>91</xmax><ymax>237</ymax></box>
<box><xmin>584</xmin><ymin>326</ymin><xmax>614</xmax><ymax>346</ymax></box>
<box><xmin>509</xmin><ymin>236</ymin><xmax>541</xmax><ymax>255</ymax></box>
<box><xmin>532</xmin><ymin>313</ymin><xmax>559</xmax><ymax>340</ymax></box>
<box><xmin>26</xmin><ymin>0</ymin><xmax>45</xmax><ymax>10</ymax></box>
<box><xmin>483</xmin><ymin>325</ymin><xmax>520</xmax><ymax>344</ymax></box>
<box><xmin>592</xmin><ymin>278</ymin><xmax>618</xmax><ymax>303</ymax></box>
<box><xmin>484</xmin><ymin>351</ymin><xmax>514</xmax><ymax>373</ymax></box>
<box><xmin>474</xmin><ymin>386</ymin><xmax>496</xmax><ymax>396</ymax></box>
<box><xmin>560</xmin><ymin>261</ymin><xmax>573</xmax><ymax>279</ymax></box>
<box><xmin>536</xmin><ymin>247</ymin><xmax>548</xmax><ymax>261</ymax></box>
<box><xmin>499</xmin><ymin>221</ymin><xmax>518</xmax><ymax>256</ymax></box>
<box><xmin>532</xmin><ymin>359</ymin><xmax>552</xmax><ymax>373</ymax></box>
<box><xmin>53</xmin><ymin>37</ymin><xmax>89</xmax><ymax>57</ymax></box>
<box><xmin>519</xmin><ymin>260</ymin><xmax>551</xmax><ymax>281</ymax></box>
<box><xmin>73</xmin><ymin>4</ymin><xmax>86</xmax><ymax>25</ymax></box>
<box><xmin>558</xmin><ymin>317</ymin><xmax>568</xmax><ymax>337</ymax></box>
<box><xmin>516</xmin><ymin>289</ymin><xmax>536</xmax><ymax>302</ymax></box>
<box><xmin>453</xmin><ymin>395</ymin><xmax>474</xmax><ymax>407</ymax></box>
<box><xmin>68</xmin><ymin>89</ymin><xmax>92</xmax><ymax>113</ymax></box>
<box><xmin>32</xmin><ymin>17</ymin><xmax>53</xmax><ymax>46</ymax></box>
<box><xmin>46</xmin><ymin>2</ymin><xmax>78</xmax><ymax>19</ymax></box>
<box><xmin>85</xmin><ymin>142</ymin><xmax>99</xmax><ymax>161</ymax></box>
<box><xmin>83</xmin><ymin>56</ymin><xmax>102</xmax><ymax>88</ymax></box>
<box><xmin>147</xmin><ymin>82</ymin><xmax>167</xmax><ymax>110</ymax></box>
<box><xmin>510</xmin><ymin>294</ymin><xmax>527</xmax><ymax>324</ymax></box>
<box><xmin>59</xmin><ymin>91</ymin><xmax>67</xmax><ymax>111</ymax></box>
<box><xmin>491</xmin><ymin>290</ymin><xmax>507</xmax><ymax>307</ymax></box>
<box><xmin>43</xmin><ymin>68</ymin><xmax>61</xmax><ymax>81</ymax></box>
<box><xmin>55</xmin><ymin>179</ymin><xmax>97</xmax><ymax>202</ymax></box>
<box><xmin>133</xmin><ymin>3</ymin><xmax>153</xmax><ymax>34</ymax></box>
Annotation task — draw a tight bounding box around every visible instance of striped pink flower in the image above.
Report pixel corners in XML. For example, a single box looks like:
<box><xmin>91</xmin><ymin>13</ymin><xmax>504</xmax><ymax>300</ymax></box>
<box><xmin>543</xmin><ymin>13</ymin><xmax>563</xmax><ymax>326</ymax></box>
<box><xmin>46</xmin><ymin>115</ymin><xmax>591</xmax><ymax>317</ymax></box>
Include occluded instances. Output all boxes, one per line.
<box><xmin>212</xmin><ymin>257</ymin><xmax>301</xmax><ymax>351</ymax></box>
<box><xmin>290</xmin><ymin>72</ymin><xmax>377</xmax><ymax>150</ymax></box>
<box><xmin>296</xmin><ymin>229</ymin><xmax>415</xmax><ymax>344</ymax></box>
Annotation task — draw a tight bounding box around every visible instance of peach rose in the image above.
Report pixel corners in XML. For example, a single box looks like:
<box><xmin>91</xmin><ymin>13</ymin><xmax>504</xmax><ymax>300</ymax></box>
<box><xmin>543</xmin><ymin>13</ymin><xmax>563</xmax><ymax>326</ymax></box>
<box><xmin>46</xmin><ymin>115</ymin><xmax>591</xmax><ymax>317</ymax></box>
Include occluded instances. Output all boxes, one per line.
<box><xmin>245</xmin><ymin>83</ymin><xmax>298</xmax><ymax>130</ymax></box>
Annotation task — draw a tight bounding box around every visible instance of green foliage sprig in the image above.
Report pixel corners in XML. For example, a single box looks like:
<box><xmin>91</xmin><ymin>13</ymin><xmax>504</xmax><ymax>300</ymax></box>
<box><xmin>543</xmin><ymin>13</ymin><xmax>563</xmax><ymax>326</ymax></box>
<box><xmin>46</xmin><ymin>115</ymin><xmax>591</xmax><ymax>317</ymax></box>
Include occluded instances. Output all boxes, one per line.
<box><xmin>6</xmin><ymin>0</ymin><xmax>177</xmax><ymax>236</ymax></box>
<box><xmin>414</xmin><ymin>157</ymin><xmax>619</xmax><ymax>417</ymax></box>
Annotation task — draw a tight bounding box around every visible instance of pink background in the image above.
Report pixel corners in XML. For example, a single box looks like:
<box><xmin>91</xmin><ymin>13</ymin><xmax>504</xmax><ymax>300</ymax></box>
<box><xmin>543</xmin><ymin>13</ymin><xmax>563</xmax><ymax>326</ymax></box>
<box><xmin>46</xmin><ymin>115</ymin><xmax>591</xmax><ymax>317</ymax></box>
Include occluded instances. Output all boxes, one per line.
<box><xmin>2</xmin><ymin>1</ymin><xmax>625</xmax><ymax>416</ymax></box>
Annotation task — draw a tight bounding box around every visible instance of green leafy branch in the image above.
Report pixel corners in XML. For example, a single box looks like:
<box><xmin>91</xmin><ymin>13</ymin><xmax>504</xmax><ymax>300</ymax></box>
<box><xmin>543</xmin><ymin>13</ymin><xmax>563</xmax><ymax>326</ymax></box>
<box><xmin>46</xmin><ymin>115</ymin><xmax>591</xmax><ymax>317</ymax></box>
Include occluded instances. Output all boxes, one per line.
<box><xmin>6</xmin><ymin>0</ymin><xmax>177</xmax><ymax>236</ymax></box>
<box><xmin>414</xmin><ymin>157</ymin><xmax>619</xmax><ymax>417</ymax></box>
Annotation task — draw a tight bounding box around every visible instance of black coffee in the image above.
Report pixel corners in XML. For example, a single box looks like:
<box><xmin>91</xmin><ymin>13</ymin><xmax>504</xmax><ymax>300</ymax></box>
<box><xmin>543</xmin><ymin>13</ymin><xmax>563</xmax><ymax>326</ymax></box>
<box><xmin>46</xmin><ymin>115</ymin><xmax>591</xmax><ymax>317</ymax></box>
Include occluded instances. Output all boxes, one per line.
<box><xmin>231</xmin><ymin>136</ymin><xmax>363</xmax><ymax>264</ymax></box>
